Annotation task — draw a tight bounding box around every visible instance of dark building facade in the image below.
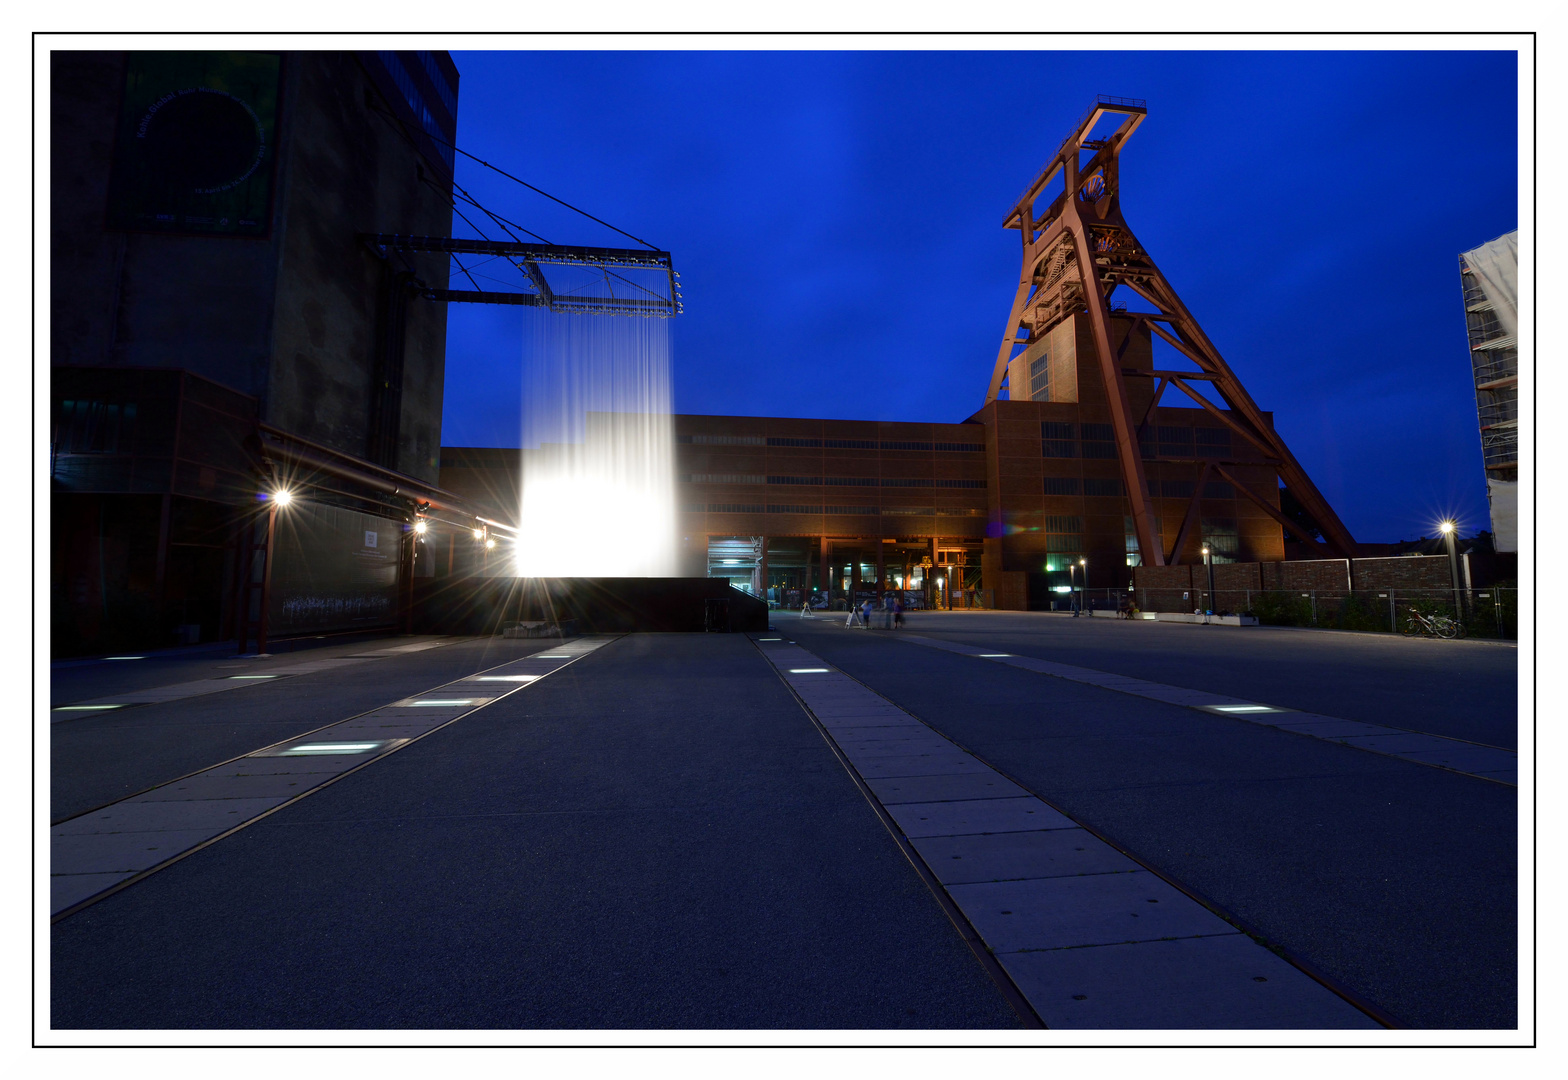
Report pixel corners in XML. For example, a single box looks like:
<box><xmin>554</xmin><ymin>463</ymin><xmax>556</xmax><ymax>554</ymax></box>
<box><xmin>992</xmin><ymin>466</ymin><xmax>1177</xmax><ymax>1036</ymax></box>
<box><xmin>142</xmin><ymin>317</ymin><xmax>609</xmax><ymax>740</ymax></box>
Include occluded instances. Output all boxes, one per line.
<box><xmin>50</xmin><ymin>51</ymin><xmax>470</xmax><ymax>654</ymax></box>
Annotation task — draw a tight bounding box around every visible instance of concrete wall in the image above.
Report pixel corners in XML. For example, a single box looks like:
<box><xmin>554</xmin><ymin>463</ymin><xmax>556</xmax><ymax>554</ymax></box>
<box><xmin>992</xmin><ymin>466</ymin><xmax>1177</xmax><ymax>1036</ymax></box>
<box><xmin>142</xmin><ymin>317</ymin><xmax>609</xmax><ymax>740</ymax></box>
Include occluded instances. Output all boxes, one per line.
<box><xmin>267</xmin><ymin>53</ymin><xmax>451</xmax><ymax>482</ymax></box>
<box><xmin>50</xmin><ymin>52</ymin><xmax>279</xmax><ymax>400</ymax></box>
<box><xmin>50</xmin><ymin>51</ymin><xmax>453</xmax><ymax>484</ymax></box>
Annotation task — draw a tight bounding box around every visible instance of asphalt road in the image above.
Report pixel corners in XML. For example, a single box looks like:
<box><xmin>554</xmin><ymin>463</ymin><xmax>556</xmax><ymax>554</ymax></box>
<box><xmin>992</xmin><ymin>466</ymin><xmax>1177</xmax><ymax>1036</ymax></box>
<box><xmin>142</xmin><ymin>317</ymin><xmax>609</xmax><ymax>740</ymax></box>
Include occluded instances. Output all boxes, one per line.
<box><xmin>782</xmin><ymin>611</ymin><xmax>1519</xmax><ymax>1029</ymax></box>
<box><xmin>50</xmin><ymin>633</ymin><xmax>1020</xmax><ymax>1029</ymax></box>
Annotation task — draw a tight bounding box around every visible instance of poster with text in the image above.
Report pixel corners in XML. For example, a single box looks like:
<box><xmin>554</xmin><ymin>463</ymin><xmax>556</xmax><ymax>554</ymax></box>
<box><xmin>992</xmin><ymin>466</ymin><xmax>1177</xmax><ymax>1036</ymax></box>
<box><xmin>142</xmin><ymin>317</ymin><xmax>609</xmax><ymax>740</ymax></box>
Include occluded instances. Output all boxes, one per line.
<box><xmin>105</xmin><ymin>52</ymin><xmax>281</xmax><ymax>237</ymax></box>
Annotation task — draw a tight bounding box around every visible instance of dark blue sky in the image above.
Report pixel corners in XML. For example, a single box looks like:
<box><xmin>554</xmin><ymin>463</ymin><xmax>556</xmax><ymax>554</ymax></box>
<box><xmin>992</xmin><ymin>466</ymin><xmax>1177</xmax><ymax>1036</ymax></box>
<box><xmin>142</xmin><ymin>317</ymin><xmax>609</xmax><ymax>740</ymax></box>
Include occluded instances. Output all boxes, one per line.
<box><xmin>438</xmin><ymin>49</ymin><xmax>1519</xmax><ymax>543</ymax></box>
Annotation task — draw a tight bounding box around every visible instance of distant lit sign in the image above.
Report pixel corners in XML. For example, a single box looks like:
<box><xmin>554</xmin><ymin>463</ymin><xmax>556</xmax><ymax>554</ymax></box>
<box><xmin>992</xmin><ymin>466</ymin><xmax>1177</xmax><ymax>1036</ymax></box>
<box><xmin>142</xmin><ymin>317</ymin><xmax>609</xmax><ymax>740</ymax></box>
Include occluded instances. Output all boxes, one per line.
<box><xmin>364</xmin><ymin>531</ymin><xmax>378</xmax><ymax>549</ymax></box>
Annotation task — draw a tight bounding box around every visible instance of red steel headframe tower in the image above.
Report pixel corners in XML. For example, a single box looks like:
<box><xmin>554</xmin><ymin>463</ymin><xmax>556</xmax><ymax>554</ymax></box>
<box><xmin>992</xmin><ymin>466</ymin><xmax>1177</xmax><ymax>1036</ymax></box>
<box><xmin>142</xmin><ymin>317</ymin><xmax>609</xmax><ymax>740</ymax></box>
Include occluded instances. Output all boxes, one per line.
<box><xmin>985</xmin><ymin>96</ymin><xmax>1355</xmax><ymax>566</ymax></box>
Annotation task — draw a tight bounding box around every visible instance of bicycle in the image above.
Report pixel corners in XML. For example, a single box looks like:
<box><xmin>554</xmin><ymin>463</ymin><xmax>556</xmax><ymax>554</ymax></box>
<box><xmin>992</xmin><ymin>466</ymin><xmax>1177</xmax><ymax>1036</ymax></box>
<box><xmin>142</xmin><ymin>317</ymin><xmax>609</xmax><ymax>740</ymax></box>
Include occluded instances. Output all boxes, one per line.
<box><xmin>1403</xmin><ymin>609</ymin><xmax>1466</xmax><ymax>639</ymax></box>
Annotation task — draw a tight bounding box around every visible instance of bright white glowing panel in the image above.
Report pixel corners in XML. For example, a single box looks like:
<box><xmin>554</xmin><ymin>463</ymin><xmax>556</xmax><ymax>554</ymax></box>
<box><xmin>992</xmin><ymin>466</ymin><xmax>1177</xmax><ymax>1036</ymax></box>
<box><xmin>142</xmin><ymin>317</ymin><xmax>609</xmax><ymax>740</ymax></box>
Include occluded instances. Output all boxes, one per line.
<box><xmin>277</xmin><ymin>742</ymin><xmax>383</xmax><ymax>756</ymax></box>
<box><xmin>980</xmin><ymin>654</ymin><xmax>1011</xmax><ymax>657</ymax></box>
<box><xmin>535</xmin><ymin>655</ymin><xmax>570</xmax><ymax>659</ymax></box>
<box><xmin>789</xmin><ymin>668</ymin><xmax>830</xmax><ymax>674</ymax></box>
<box><xmin>473</xmin><ymin>675</ymin><xmax>539</xmax><ymax>682</ymax></box>
<box><xmin>104</xmin><ymin>656</ymin><xmax>145</xmax><ymax>661</ymax></box>
<box><xmin>1213</xmin><ymin>705</ymin><xmax>1277</xmax><ymax>713</ymax></box>
<box><xmin>53</xmin><ymin>705</ymin><xmax>124</xmax><ymax>711</ymax></box>
<box><xmin>758</xmin><ymin>638</ymin><xmax>781</xmax><ymax>641</ymax></box>
<box><xmin>229</xmin><ymin>675</ymin><xmax>278</xmax><ymax>680</ymax></box>
<box><xmin>513</xmin><ymin>314</ymin><xmax>677</xmax><ymax>578</ymax></box>
<box><xmin>408</xmin><ymin>699</ymin><xmax>474</xmax><ymax>706</ymax></box>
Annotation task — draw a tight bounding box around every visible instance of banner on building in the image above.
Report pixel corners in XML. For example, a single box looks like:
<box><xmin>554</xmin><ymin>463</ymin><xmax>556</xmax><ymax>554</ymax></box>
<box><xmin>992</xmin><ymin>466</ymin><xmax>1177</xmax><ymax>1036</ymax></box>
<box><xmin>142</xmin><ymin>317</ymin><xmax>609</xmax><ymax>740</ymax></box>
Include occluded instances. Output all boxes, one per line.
<box><xmin>106</xmin><ymin>52</ymin><xmax>281</xmax><ymax>237</ymax></box>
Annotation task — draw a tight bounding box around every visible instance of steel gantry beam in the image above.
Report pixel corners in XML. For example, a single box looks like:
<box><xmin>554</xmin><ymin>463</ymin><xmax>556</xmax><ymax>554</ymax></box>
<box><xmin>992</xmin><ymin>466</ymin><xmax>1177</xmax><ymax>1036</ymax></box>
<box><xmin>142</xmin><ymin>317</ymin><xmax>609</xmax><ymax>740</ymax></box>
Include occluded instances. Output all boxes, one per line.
<box><xmin>358</xmin><ymin>234</ymin><xmax>682</xmax><ymax>317</ymax></box>
<box><xmin>985</xmin><ymin>96</ymin><xmax>1356</xmax><ymax>564</ymax></box>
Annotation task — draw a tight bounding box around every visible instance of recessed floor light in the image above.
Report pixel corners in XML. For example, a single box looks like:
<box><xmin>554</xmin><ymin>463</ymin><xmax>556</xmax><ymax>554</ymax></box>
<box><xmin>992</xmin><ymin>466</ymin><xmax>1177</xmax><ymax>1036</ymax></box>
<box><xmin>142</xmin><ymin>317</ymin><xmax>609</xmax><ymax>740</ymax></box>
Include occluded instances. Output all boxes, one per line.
<box><xmin>276</xmin><ymin>741</ymin><xmax>384</xmax><ymax>756</ymax></box>
<box><xmin>104</xmin><ymin>656</ymin><xmax>144</xmax><ymax>661</ymax></box>
<box><xmin>407</xmin><ymin>699</ymin><xmax>474</xmax><ymax>706</ymax></box>
<box><xmin>790</xmin><ymin>668</ymin><xmax>830</xmax><ymax>674</ymax></box>
<box><xmin>758</xmin><ymin>638</ymin><xmax>781</xmax><ymax>641</ymax></box>
<box><xmin>979</xmin><ymin>654</ymin><xmax>1011</xmax><ymax>657</ymax></box>
<box><xmin>1213</xmin><ymin>705</ymin><xmax>1277</xmax><ymax>713</ymax></box>
<box><xmin>229</xmin><ymin>675</ymin><xmax>278</xmax><ymax>679</ymax></box>
<box><xmin>536</xmin><ymin>655</ymin><xmax>570</xmax><ymax>659</ymax></box>
<box><xmin>53</xmin><ymin>704</ymin><xmax>124</xmax><ymax>711</ymax></box>
<box><xmin>473</xmin><ymin>675</ymin><xmax>538</xmax><ymax>682</ymax></box>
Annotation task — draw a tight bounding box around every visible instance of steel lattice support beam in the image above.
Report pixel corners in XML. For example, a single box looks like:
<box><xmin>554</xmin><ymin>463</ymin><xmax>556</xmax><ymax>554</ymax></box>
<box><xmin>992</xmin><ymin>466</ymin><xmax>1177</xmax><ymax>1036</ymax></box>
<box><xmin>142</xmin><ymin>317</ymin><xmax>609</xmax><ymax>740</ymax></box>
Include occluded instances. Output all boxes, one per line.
<box><xmin>984</xmin><ymin>96</ymin><xmax>1355</xmax><ymax>563</ymax></box>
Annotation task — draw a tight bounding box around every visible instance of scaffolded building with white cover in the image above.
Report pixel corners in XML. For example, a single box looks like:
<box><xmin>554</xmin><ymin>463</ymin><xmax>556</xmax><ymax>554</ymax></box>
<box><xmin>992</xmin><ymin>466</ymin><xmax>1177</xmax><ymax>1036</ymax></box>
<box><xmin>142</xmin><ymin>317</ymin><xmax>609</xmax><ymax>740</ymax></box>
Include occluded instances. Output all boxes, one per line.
<box><xmin>1458</xmin><ymin>231</ymin><xmax>1518</xmax><ymax>553</ymax></box>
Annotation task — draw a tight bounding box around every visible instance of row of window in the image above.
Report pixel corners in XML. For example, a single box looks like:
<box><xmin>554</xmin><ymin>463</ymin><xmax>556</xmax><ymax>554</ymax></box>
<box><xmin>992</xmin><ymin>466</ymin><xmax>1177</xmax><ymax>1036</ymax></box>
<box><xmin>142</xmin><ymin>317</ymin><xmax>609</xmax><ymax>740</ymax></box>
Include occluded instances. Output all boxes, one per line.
<box><xmin>1042</xmin><ymin>421</ymin><xmax>1235</xmax><ymax>460</ymax></box>
<box><xmin>56</xmin><ymin>400</ymin><xmax>138</xmax><ymax>455</ymax></box>
<box><xmin>682</xmin><ymin>474</ymin><xmax>985</xmax><ymax>488</ymax></box>
<box><xmin>1040</xmin><ymin>476</ymin><xmax>1237</xmax><ymax>499</ymax></box>
<box><xmin>679</xmin><ymin>434</ymin><xmax>984</xmax><ymax>452</ymax></box>
<box><xmin>686</xmin><ymin>504</ymin><xmax>987</xmax><ymax>517</ymax></box>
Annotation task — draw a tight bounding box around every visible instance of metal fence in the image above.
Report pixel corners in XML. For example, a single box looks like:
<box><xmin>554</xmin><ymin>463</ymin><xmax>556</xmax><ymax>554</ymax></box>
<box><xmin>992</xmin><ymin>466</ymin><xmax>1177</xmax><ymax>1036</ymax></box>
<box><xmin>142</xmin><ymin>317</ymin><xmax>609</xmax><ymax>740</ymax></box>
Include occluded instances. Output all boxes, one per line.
<box><xmin>1122</xmin><ymin>586</ymin><xmax>1517</xmax><ymax>639</ymax></box>
<box><xmin>770</xmin><ymin>589</ymin><xmax>995</xmax><ymax>612</ymax></box>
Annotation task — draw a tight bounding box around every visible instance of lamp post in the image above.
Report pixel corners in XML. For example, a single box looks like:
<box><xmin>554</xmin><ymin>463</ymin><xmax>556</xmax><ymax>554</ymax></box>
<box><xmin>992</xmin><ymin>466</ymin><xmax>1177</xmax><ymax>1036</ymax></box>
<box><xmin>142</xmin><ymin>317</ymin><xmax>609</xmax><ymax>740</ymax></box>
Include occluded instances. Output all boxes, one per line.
<box><xmin>1202</xmin><ymin>543</ymin><xmax>1216</xmax><ymax>623</ymax></box>
<box><xmin>1439</xmin><ymin>520</ymin><xmax>1464</xmax><ymax>624</ymax></box>
<box><xmin>1069</xmin><ymin>557</ymin><xmax>1086</xmax><ymax>616</ymax></box>
<box><xmin>255</xmin><ymin>487</ymin><xmax>292</xmax><ymax>656</ymax></box>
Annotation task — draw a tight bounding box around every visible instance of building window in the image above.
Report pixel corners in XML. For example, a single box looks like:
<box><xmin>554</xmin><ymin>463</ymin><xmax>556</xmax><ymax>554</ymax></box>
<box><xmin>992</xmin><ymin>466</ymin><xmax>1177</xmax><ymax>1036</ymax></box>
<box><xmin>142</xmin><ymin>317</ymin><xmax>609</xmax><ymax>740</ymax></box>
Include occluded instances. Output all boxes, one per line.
<box><xmin>766</xmin><ymin>475</ymin><xmax>822</xmax><ymax>485</ymax></box>
<box><xmin>1079</xmin><ymin>422</ymin><xmax>1117</xmax><ymax>459</ymax></box>
<box><xmin>823</xmin><ymin>506</ymin><xmax>878</xmax><ymax>515</ymax></box>
<box><xmin>1043</xmin><ymin>476</ymin><xmax>1081</xmax><ymax>496</ymax></box>
<box><xmin>1202</xmin><ymin>518</ymin><xmax>1240</xmax><ymax>563</ymax></box>
<box><xmin>935</xmin><ymin>442</ymin><xmax>985</xmax><ymax>452</ymax></box>
<box><xmin>1161</xmin><ymin>479</ymin><xmax>1196</xmax><ymax>499</ymax></box>
<box><xmin>1029</xmin><ymin>353</ymin><xmax>1050</xmax><ymax>400</ymax></box>
<box><xmin>824</xmin><ymin>439</ymin><xmax>876</xmax><ymax>449</ymax></box>
<box><xmin>824</xmin><ymin>476</ymin><xmax>877</xmax><ymax>486</ymax></box>
<box><xmin>56</xmin><ymin>400</ymin><xmax>137</xmax><ymax>454</ymax></box>
<box><xmin>935</xmin><ymin>479</ymin><xmax>985</xmax><ymax>489</ymax></box>
<box><xmin>880</xmin><ymin>440</ymin><xmax>935</xmax><ymax>451</ymax></box>
<box><xmin>1083</xmin><ymin>477</ymin><xmax>1121</xmax><ymax>497</ymax></box>
<box><xmin>685</xmin><ymin>434</ymin><xmax>765</xmax><ymax>446</ymax></box>
<box><xmin>1203</xmin><ymin>480</ymin><xmax>1235</xmax><ymax>499</ymax></box>
<box><xmin>766</xmin><ymin>504</ymin><xmax>819</xmax><ymax>514</ymax></box>
<box><xmin>766</xmin><ymin>437</ymin><xmax>821</xmax><ymax>447</ymax></box>
<box><xmin>683</xmin><ymin>473</ymin><xmax>766</xmax><ymax>484</ymax></box>
<box><xmin>1195</xmin><ymin>427</ymin><xmax>1231</xmax><ymax>454</ymax></box>
<box><xmin>1157</xmin><ymin>425</ymin><xmax>1193</xmax><ymax>458</ymax></box>
<box><xmin>1041</xmin><ymin>422</ymin><xmax>1076</xmax><ymax>459</ymax></box>
<box><xmin>707</xmin><ymin>504</ymin><xmax>764</xmax><ymax>514</ymax></box>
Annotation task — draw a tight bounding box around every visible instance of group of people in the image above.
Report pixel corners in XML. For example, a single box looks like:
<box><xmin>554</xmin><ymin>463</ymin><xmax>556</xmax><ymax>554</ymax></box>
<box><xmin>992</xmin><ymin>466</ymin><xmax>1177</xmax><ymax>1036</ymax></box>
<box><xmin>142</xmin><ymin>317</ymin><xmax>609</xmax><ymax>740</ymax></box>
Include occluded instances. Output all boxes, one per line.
<box><xmin>843</xmin><ymin>596</ymin><xmax>905</xmax><ymax>630</ymax></box>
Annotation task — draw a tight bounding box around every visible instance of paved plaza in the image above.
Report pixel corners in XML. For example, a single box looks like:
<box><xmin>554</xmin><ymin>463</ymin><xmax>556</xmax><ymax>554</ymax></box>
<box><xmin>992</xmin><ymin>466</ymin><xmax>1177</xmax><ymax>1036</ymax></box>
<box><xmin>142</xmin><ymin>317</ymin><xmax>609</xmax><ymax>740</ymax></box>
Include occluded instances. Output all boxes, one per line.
<box><xmin>46</xmin><ymin>612</ymin><xmax>1518</xmax><ymax>1031</ymax></box>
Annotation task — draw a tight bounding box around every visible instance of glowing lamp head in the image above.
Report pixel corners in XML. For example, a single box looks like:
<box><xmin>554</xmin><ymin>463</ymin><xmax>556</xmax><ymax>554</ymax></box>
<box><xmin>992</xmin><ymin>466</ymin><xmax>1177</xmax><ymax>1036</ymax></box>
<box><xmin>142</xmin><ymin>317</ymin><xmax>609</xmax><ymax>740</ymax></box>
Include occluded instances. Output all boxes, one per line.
<box><xmin>413</xmin><ymin>520</ymin><xmax>427</xmax><ymax>535</ymax></box>
<box><xmin>1439</xmin><ymin>520</ymin><xmax>1456</xmax><ymax>535</ymax></box>
<box><xmin>473</xmin><ymin>528</ymin><xmax>485</xmax><ymax>540</ymax></box>
<box><xmin>1202</xmin><ymin>545</ymin><xmax>1210</xmax><ymax>556</ymax></box>
<box><xmin>485</xmin><ymin>539</ymin><xmax>496</xmax><ymax>550</ymax></box>
<box><xmin>271</xmin><ymin>488</ymin><xmax>293</xmax><ymax>508</ymax></box>
<box><xmin>1079</xmin><ymin>558</ymin><xmax>1086</xmax><ymax>566</ymax></box>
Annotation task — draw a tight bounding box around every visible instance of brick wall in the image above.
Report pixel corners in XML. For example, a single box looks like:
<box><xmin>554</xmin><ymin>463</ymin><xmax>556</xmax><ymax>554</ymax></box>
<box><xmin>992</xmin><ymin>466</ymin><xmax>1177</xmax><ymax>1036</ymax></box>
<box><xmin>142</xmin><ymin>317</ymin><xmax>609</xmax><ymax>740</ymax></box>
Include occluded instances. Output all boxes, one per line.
<box><xmin>1263</xmin><ymin>559</ymin><xmax>1351</xmax><ymax>592</ymax></box>
<box><xmin>1350</xmin><ymin>556</ymin><xmax>1455</xmax><ymax>591</ymax></box>
<box><xmin>994</xmin><ymin>570</ymin><xmax>1027</xmax><ymax>611</ymax></box>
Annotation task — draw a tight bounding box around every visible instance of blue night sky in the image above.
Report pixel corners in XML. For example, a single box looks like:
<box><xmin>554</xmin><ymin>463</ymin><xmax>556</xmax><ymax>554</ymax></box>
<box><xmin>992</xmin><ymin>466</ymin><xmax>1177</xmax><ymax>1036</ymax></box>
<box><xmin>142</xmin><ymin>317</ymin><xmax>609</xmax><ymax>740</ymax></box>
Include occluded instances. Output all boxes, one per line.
<box><xmin>437</xmin><ymin>48</ymin><xmax>1519</xmax><ymax>544</ymax></box>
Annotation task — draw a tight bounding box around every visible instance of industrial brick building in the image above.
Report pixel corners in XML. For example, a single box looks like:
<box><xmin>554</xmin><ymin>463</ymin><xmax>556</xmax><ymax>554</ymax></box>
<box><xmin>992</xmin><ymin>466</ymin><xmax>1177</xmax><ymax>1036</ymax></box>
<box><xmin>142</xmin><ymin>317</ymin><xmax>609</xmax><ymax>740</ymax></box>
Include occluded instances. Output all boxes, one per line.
<box><xmin>50</xmin><ymin>50</ymin><xmax>476</xmax><ymax>654</ymax></box>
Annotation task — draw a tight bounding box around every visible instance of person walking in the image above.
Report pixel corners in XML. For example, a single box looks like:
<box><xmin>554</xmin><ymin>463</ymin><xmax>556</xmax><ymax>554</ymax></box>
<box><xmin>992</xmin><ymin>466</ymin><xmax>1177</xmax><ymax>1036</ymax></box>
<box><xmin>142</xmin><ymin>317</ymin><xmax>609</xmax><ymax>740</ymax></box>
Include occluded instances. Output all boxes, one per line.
<box><xmin>892</xmin><ymin>595</ymin><xmax>904</xmax><ymax>630</ymax></box>
<box><xmin>861</xmin><ymin>598</ymin><xmax>873</xmax><ymax>629</ymax></box>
